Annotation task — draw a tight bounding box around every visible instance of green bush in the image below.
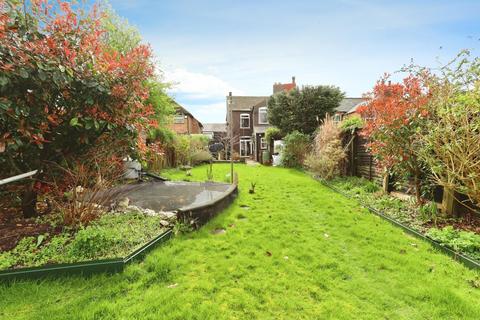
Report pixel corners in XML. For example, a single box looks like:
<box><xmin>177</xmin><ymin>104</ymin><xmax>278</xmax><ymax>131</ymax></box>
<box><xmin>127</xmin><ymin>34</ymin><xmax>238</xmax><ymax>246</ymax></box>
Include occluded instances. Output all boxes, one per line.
<box><xmin>265</xmin><ymin>126</ymin><xmax>282</xmax><ymax>142</ymax></box>
<box><xmin>427</xmin><ymin>227</ymin><xmax>480</xmax><ymax>260</ymax></box>
<box><xmin>281</xmin><ymin>131</ymin><xmax>310</xmax><ymax>168</ymax></box>
<box><xmin>174</xmin><ymin>134</ymin><xmax>210</xmax><ymax>166</ymax></box>
<box><xmin>191</xmin><ymin>150</ymin><xmax>213</xmax><ymax>165</ymax></box>
<box><xmin>339</xmin><ymin>115</ymin><xmax>364</xmax><ymax>133</ymax></box>
<box><xmin>364</xmin><ymin>181</ymin><xmax>380</xmax><ymax>193</ymax></box>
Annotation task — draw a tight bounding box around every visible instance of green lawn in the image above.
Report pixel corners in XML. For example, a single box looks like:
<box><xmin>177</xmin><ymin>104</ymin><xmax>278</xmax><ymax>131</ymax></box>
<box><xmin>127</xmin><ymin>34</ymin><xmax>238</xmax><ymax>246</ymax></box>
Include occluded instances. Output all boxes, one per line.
<box><xmin>1</xmin><ymin>164</ymin><xmax>480</xmax><ymax>319</ymax></box>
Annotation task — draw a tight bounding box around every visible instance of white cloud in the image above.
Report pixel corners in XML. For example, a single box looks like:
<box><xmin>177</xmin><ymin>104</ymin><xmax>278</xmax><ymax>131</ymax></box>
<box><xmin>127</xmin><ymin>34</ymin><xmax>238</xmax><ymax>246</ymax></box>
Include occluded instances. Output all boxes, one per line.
<box><xmin>163</xmin><ymin>68</ymin><xmax>242</xmax><ymax>99</ymax></box>
<box><xmin>191</xmin><ymin>102</ymin><xmax>227</xmax><ymax>123</ymax></box>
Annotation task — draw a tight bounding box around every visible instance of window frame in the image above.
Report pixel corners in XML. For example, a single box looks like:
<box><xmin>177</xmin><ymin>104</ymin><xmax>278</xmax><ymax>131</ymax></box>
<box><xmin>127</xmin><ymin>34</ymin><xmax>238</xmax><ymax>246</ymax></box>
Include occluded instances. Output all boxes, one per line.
<box><xmin>239</xmin><ymin>136</ymin><xmax>252</xmax><ymax>157</ymax></box>
<box><xmin>258</xmin><ymin>106</ymin><xmax>268</xmax><ymax>124</ymax></box>
<box><xmin>174</xmin><ymin>114</ymin><xmax>185</xmax><ymax>124</ymax></box>
<box><xmin>260</xmin><ymin>137</ymin><xmax>267</xmax><ymax>150</ymax></box>
<box><xmin>240</xmin><ymin>113</ymin><xmax>250</xmax><ymax>129</ymax></box>
<box><xmin>333</xmin><ymin>114</ymin><xmax>342</xmax><ymax>123</ymax></box>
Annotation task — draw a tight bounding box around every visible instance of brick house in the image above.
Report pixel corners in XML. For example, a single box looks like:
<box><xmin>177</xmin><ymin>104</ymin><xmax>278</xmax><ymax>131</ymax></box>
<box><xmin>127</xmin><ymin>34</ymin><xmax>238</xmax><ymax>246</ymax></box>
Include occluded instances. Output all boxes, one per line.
<box><xmin>169</xmin><ymin>102</ymin><xmax>203</xmax><ymax>134</ymax></box>
<box><xmin>226</xmin><ymin>77</ymin><xmax>297</xmax><ymax>161</ymax></box>
<box><xmin>226</xmin><ymin>76</ymin><xmax>365</xmax><ymax>161</ymax></box>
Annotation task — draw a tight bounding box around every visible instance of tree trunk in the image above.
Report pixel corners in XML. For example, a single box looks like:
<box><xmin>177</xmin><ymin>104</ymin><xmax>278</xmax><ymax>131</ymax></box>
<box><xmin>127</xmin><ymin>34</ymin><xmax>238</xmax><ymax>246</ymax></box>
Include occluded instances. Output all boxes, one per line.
<box><xmin>22</xmin><ymin>184</ymin><xmax>38</xmax><ymax>218</ymax></box>
<box><xmin>414</xmin><ymin>169</ymin><xmax>422</xmax><ymax>204</ymax></box>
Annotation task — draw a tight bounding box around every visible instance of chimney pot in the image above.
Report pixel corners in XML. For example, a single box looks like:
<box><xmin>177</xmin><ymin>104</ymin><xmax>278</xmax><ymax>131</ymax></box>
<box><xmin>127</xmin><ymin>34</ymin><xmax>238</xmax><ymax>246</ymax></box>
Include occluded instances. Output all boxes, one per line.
<box><xmin>292</xmin><ymin>76</ymin><xmax>296</xmax><ymax>84</ymax></box>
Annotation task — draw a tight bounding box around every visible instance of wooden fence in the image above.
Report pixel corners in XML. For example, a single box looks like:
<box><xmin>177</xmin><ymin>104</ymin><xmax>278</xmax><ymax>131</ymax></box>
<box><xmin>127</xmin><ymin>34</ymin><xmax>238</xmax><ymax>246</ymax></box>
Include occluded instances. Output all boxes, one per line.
<box><xmin>343</xmin><ymin>129</ymin><xmax>479</xmax><ymax>217</ymax></box>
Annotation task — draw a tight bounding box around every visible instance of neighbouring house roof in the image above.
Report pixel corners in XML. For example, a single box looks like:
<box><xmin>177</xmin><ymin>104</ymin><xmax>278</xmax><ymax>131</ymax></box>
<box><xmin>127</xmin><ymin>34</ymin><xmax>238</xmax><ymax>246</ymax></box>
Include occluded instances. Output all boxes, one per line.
<box><xmin>227</xmin><ymin>96</ymin><xmax>268</xmax><ymax>111</ymax></box>
<box><xmin>347</xmin><ymin>100</ymin><xmax>368</xmax><ymax>114</ymax></box>
<box><xmin>335</xmin><ymin>98</ymin><xmax>365</xmax><ymax>113</ymax></box>
<box><xmin>172</xmin><ymin>100</ymin><xmax>203</xmax><ymax>128</ymax></box>
<box><xmin>203</xmin><ymin>123</ymin><xmax>227</xmax><ymax>132</ymax></box>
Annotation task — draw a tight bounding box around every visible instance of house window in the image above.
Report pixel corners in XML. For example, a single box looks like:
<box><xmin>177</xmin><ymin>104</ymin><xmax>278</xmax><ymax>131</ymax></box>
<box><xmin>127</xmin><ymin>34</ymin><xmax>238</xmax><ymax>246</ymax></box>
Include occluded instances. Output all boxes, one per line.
<box><xmin>333</xmin><ymin>113</ymin><xmax>342</xmax><ymax>123</ymax></box>
<box><xmin>239</xmin><ymin>137</ymin><xmax>252</xmax><ymax>157</ymax></box>
<box><xmin>260</xmin><ymin>137</ymin><xmax>267</xmax><ymax>150</ymax></box>
<box><xmin>174</xmin><ymin>114</ymin><xmax>185</xmax><ymax>124</ymax></box>
<box><xmin>258</xmin><ymin>107</ymin><xmax>268</xmax><ymax>124</ymax></box>
<box><xmin>240</xmin><ymin>113</ymin><xmax>250</xmax><ymax>128</ymax></box>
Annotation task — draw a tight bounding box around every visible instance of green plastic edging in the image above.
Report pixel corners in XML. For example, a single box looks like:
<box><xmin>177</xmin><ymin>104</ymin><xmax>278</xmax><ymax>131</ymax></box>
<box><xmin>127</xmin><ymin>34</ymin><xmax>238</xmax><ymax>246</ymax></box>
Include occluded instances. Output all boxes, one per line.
<box><xmin>314</xmin><ymin>176</ymin><xmax>480</xmax><ymax>270</ymax></box>
<box><xmin>0</xmin><ymin>229</ymin><xmax>173</xmax><ymax>282</ymax></box>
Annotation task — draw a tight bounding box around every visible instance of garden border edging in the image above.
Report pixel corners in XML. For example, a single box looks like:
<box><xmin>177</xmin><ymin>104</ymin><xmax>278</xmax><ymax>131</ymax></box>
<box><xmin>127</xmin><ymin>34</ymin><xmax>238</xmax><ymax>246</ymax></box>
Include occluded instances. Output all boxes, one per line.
<box><xmin>0</xmin><ymin>229</ymin><xmax>173</xmax><ymax>282</ymax></box>
<box><xmin>314</xmin><ymin>176</ymin><xmax>480</xmax><ymax>270</ymax></box>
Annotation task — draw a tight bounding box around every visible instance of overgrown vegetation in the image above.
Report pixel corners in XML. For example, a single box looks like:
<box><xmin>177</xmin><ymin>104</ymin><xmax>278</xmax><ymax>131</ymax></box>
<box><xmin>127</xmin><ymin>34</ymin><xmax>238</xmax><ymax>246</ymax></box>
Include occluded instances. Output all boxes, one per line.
<box><xmin>0</xmin><ymin>212</ymin><xmax>168</xmax><ymax>270</ymax></box>
<box><xmin>415</xmin><ymin>51</ymin><xmax>480</xmax><ymax>206</ymax></box>
<box><xmin>280</xmin><ymin>131</ymin><xmax>310</xmax><ymax>168</ymax></box>
<box><xmin>305</xmin><ymin>115</ymin><xmax>346</xmax><ymax>179</ymax></box>
<box><xmin>427</xmin><ymin>227</ymin><xmax>480</xmax><ymax>261</ymax></box>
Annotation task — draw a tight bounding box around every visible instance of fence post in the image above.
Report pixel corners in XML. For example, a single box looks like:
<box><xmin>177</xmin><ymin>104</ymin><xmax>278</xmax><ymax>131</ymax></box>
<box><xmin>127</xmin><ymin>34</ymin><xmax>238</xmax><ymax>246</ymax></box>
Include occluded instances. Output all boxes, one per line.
<box><xmin>442</xmin><ymin>186</ymin><xmax>459</xmax><ymax>217</ymax></box>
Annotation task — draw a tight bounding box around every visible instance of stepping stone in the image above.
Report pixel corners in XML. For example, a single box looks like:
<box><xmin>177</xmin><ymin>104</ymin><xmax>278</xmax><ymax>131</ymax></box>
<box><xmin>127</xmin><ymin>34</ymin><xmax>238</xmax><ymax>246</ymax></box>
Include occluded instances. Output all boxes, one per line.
<box><xmin>211</xmin><ymin>228</ymin><xmax>226</xmax><ymax>235</ymax></box>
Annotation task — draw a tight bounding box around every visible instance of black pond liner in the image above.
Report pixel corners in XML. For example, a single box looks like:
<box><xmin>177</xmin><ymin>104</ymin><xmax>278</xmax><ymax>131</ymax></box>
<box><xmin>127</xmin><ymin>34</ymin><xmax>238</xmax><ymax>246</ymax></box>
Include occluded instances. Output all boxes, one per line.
<box><xmin>314</xmin><ymin>176</ymin><xmax>480</xmax><ymax>270</ymax></box>
<box><xmin>0</xmin><ymin>181</ymin><xmax>238</xmax><ymax>282</ymax></box>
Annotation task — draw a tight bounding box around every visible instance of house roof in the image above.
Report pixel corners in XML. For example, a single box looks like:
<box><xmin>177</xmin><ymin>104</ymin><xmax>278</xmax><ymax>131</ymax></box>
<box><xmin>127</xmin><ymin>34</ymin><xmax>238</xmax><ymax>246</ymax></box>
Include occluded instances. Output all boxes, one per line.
<box><xmin>203</xmin><ymin>123</ymin><xmax>227</xmax><ymax>132</ymax></box>
<box><xmin>347</xmin><ymin>100</ymin><xmax>368</xmax><ymax>114</ymax></box>
<box><xmin>335</xmin><ymin>98</ymin><xmax>365</xmax><ymax>113</ymax></box>
<box><xmin>172</xmin><ymin>100</ymin><xmax>203</xmax><ymax>128</ymax></box>
<box><xmin>227</xmin><ymin>96</ymin><xmax>268</xmax><ymax>111</ymax></box>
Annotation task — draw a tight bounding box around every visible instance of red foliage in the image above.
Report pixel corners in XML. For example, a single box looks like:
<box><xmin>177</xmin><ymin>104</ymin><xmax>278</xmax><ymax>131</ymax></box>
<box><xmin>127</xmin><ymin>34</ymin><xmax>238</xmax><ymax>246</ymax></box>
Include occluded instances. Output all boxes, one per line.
<box><xmin>357</xmin><ymin>74</ymin><xmax>430</xmax><ymax>170</ymax></box>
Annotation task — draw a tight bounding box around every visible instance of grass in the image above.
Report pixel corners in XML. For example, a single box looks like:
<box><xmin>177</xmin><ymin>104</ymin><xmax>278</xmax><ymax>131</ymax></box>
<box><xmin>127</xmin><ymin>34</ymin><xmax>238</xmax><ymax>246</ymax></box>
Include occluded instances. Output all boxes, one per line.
<box><xmin>1</xmin><ymin>164</ymin><xmax>480</xmax><ymax>319</ymax></box>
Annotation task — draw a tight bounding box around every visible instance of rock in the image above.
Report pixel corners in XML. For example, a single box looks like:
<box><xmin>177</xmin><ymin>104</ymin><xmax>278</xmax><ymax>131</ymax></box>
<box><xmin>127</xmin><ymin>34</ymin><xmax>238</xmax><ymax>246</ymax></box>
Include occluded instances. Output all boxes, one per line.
<box><xmin>143</xmin><ymin>208</ymin><xmax>157</xmax><ymax>216</ymax></box>
<box><xmin>116</xmin><ymin>197</ymin><xmax>130</xmax><ymax>211</ymax></box>
<box><xmin>211</xmin><ymin>228</ymin><xmax>226</xmax><ymax>235</ymax></box>
<box><xmin>159</xmin><ymin>220</ymin><xmax>170</xmax><ymax>227</ymax></box>
<box><xmin>157</xmin><ymin>211</ymin><xmax>176</xmax><ymax>220</ymax></box>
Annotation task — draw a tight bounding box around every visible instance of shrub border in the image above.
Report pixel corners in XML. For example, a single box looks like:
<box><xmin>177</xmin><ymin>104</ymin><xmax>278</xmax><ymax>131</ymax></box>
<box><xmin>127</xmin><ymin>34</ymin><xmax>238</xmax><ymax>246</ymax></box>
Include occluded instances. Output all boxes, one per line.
<box><xmin>0</xmin><ymin>229</ymin><xmax>173</xmax><ymax>282</ymax></box>
<box><xmin>315</xmin><ymin>177</ymin><xmax>480</xmax><ymax>270</ymax></box>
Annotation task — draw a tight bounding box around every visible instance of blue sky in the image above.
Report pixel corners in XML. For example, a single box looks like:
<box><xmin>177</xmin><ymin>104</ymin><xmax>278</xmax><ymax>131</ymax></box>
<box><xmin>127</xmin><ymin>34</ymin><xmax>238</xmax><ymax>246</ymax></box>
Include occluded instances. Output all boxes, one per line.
<box><xmin>108</xmin><ymin>0</ymin><xmax>480</xmax><ymax>123</ymax></box>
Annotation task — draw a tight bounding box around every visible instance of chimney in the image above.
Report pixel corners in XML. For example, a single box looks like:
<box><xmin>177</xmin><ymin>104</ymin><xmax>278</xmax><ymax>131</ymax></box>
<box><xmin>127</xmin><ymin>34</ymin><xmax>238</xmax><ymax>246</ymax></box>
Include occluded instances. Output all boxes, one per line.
<box><xmin>228</xmin><ymin>91</ymin><xmax>232</xmax><ymax>96</ymax></box>
<box><xmin>292</xmin><ymin>76</ymin><xmax>296</xmax><ymax>84</ymax></box>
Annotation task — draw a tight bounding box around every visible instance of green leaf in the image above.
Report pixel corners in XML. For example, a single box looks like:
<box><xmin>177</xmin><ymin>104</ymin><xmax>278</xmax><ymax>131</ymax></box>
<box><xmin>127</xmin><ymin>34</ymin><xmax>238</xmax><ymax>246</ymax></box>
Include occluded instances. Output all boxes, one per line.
<box><xmin>19</xmin><ymin>69</ymin><xmax>29</xmax><ymax>79</ymax></box>
<box><xmin>0</xmin><ymin>100</ymin><xmax>11</xmax><ymax>110</ymax></box>
<box><xmin>0</xmin><ymin>76</ymin><xmax>9</xmax><ymax>86</ymax></box>
<box><xmin>36</xmin><ymin>235</ymin><xmax>45</xmax><ymax>248</ymax></box>
<box><xmin>38</xmin><ymin>69</ymin><xmax>47</xmax><ymax>81</ymax></box>
<box><xmin>70</xmin><ymin>117</ymin><xmax>79</xmax><ymax>126</ymax></box>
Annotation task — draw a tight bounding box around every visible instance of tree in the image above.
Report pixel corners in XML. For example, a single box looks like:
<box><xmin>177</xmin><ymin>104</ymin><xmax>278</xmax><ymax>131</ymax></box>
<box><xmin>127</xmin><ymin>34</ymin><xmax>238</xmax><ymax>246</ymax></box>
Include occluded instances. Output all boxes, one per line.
<box><xmin>281</xmin><ymin>131</ymin><xmax>310</xmax><ymax>168</ymax></box>
<box><xmin>416</xmin><ymin>51</ymin><xmax>480</xmax><ymax>207</ymax></box>
<box><xmin>0</xmin><ymin>1</ymin><xmax>156</xmax><ymax>217</ymax></box>
<box><xmin>357</xmin><ymin>75</ymin><xmax>429</xmax><ymax>202</ymax></box>
<box><xmin>267</xmin><ymin>85</ymin><xmax>344</xmax><ymax>136</ymax></box>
